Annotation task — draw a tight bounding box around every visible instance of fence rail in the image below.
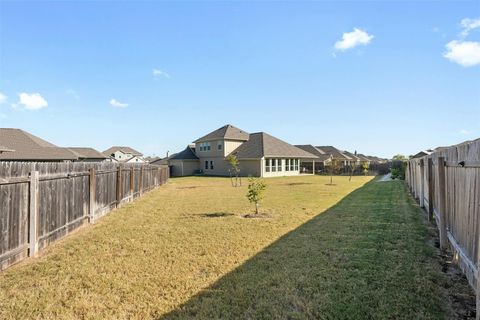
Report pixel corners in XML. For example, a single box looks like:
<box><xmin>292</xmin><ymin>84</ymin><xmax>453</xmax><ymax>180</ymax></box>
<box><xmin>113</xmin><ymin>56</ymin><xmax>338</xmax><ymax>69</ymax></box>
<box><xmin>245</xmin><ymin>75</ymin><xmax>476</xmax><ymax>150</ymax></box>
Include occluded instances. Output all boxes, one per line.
<box><xmin>0</xmin><ymin>162</ymin><xmax>169</xmax><ymax>271</ymax></box>
<box><xmin>405</xmin><ymin>138</ymin><xmax>480</xmax><ymax>315</ymax></box>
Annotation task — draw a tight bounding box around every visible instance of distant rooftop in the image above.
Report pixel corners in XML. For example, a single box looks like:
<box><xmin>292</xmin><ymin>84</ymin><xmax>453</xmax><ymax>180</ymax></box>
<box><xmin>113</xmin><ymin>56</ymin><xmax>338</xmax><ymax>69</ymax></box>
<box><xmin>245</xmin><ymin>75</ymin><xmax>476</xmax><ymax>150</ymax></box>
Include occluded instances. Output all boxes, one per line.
<box><xmin>194</xmin><ymin>124</ymin><xmax>250</xmax><ymax>143</ymax></box>
<box><xmin>0</xmin><ymin>128</ymin><xmax>77</xmax><ymax>161</ymax></box>
<box><xmin>103</xmin><ymin>146</ymin><xmax>143</xmax><ymax>157</ymax></box>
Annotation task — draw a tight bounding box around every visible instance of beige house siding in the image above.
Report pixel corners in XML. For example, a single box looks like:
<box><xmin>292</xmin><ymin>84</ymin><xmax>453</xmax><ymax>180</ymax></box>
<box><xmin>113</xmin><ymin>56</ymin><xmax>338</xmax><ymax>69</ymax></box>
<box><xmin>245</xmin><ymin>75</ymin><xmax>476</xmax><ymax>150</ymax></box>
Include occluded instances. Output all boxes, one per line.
<box><xmin>239</xmin><ymin>160</ymin><xmax>262</xmax><ymax>177</ymax></box>
<box><xmin>198</xmin><ymin>157</ymin><xmax>230</xmax><ymax>176</ymax></box>
<box><xmin>195</xmin><ymin>139</ymin><xmax>244</xmax><ymax>158</ymax></box>
<box><xmin>224</xmin><ymin>140</ymin><xmax>244</xmax><ymax>156</ymax></box>
<box><xmin>170</xmin><ymin>160</ymin><xmax>200</xmax><ymax>177</ymax></box>
<box><xmin>198</xmin><ymin>157</ymin><xmax>262</xmax><ymax>177</ymax></box>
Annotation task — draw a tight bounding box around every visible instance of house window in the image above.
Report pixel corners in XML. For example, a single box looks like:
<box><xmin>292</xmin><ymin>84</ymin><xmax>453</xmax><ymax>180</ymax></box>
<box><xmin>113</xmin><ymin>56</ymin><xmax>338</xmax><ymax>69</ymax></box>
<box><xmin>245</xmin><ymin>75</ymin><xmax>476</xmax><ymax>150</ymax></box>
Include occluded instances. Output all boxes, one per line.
<box><xmin>205</xmin><ymin>161</ymin><xmax>209</xmax><ymax>170</ymax></box>
<box><xmin>218</xmin><ymin>142</ymin><xmax>222</xmax><ymax>150</ymax></box>
<box><xmin>200</xmin><ymin>142</ymin><xmax>211</xmax><ymax>152</ymax></box>
<box><xmin>265</xmin><ymin>159</ymin><xmax>271</xmax><ymax>172</ymax></box>
<box><xmin>277</xmin><ymin>159</ymin><xmax>282</xmax><ymax>171</ymax></box>
<box><xmin>290</xmin><ymin>159</ymin><xmax>295</xmax><ymax>171</ymax></box>
<box><xmin>210</xmin><ymin>161</ymin><xmax>214</xmax><ymax>170</ymax></box>
<box><xmin>285</xmin><ymin>159</ymin><xmax>290</xmax><ymax>171</ymax></box>
<box><xmin>272</xmin><ymin>159</ymin><xmax>277</xmax><ymax>172</ymax></box>
<box><xmin>294</xmin><ymin>159</ymin><xmax>299</xmax><ymax>171</ymax></box>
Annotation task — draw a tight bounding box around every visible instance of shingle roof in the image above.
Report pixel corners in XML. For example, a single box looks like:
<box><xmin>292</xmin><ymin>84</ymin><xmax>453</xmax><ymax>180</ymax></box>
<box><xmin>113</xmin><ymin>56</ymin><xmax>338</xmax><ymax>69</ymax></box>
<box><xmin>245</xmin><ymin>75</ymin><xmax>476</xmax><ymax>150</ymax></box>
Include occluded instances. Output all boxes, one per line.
<box><xmin>194</xmin><ymin>124</ymin><xmax>250</xmax><ymax>143</ymax></box>
<box><xmin>103</xmin><ymin>146</ymin><xmax>143</xmax><ymax>157</ymax></box>
<box><xmin>316</xmin><ymin>146</ymin><xmax>352</xmax><ymax>161</ymax></box>
<box><xmin>171</xmin><ymin>146</ymin><xmax>199</xmax><ymax>160</ymax></box>
<box><xmin>0</xmin><ymin>145</ymin><xmax>14</xmax><ymax>153</ymax></box>
<box><xmin>232</xmin><ymin>132</ymin><xmax>317</xmax><ymax>159</ymax></box>
<box><xmin>0</xmin><ymin>128</ymin><xmax>78</xmax><ymax>161</ymax></box>
<box><xmin>68</xmin><ymin>147</ymin><xmax>107</xmax><ymax>159</ymax></box>
<box><xmin>411</xmin><ymin>150</ymin><xmax>433</xmax><ymax>159</ymax></box>
<box><xmin>342</xmin><ymin>150</ymin><xmax>361</xmax><ymax>161</ymax></box>
<box><xmin>145</xmin><ymin>156</ymin><xmax>161</xmax><ymax>163</ymax></box>
<box><xmin>356</xmin><ymin>154</ymin><xmax>372</xmax><ymax>162</ymax></box>
<box><xmin>295</xmin><ymin>145</ymin><xmax>332</xmax><ymax>162</ymax></box>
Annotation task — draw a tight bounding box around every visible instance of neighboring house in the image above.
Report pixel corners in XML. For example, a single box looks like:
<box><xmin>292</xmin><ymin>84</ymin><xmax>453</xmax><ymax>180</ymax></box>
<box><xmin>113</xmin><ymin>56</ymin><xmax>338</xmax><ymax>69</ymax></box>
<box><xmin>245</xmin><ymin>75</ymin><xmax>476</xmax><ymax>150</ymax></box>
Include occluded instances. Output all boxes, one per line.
<box><xmin>0</xmin><ymin>128</ymin><xmax>78</xmax><ymax>162</ymax></box>
<box><xmin>315</xmin><ymin>146</ymin><xmax>353</xmax><ymax>168</ymax></box>
<box><xmin>167</xmin><ymin>124</ymin><xmax>317</xmax><ymax>177</ymax></box>
<box><xmin>144</xmin><ymin>156</ymin><xmax>161</xmax><ymax>163</ymax></box>
<box><xmin>342</xmin><ymin>150</ymin><xmax>361</xmax><ymax>167</ymax></box>
<box><xmin>411</xmin><ymin>150</ymin><xmax>433</xmax><ymax>159</ymax></box>
<box><xmin>102</xmin><ymin>146</ymin><xmax>146</xmax><ymax>163</ymax></box>
<box><xmin>295</xmin><ymin>145</ymin><xmax>332</xmax><ymax>174</ymax></box>
<box><xmin>68</xmin><ymin>147</ymin><xmax>107</xmax><ymax>162</ymax></box>
<box><xmin>163</xmin><ymin>146</ymin><xmax>199</xmax><ymax>176</ymax></box>
<box><xmin>356</xmin><ymin>153</ymin><xmax>372</xmax><ymax>166</ymax></box>
<box><xmin>366</xmin><ymin>155</ymin><xmax>389</xmax><ymax>164</ymax></box>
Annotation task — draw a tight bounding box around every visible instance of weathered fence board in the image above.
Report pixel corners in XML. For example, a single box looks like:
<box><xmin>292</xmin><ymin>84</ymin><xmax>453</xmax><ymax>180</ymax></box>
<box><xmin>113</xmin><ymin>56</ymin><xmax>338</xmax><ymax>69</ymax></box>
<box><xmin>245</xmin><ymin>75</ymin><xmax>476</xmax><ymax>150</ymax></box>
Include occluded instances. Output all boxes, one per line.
<box><xmin>406</xmin><ymin>138</ymin><xmax>480</xmax><ymax>316</ymax></box>
<box><xmin>0</xmin><ymin>162</ymin><xmax>169</xmax><ymax>271</ymax></box>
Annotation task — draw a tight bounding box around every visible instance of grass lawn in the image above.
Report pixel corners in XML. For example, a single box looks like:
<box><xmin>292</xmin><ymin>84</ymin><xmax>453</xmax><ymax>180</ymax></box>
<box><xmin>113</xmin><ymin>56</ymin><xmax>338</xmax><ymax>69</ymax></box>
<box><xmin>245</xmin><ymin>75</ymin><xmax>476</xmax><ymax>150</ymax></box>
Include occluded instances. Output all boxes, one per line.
<box><xmin>0</xmin><ymin>175</ymin><xmax>456</xmax><ymax>319</ymax></box>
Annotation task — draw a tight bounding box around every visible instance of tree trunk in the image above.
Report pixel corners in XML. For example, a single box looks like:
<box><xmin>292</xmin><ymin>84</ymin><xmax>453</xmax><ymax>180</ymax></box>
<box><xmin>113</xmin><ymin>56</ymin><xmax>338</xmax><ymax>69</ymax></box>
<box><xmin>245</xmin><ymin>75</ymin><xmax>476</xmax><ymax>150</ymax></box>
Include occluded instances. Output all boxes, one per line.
<box><xmin>255</xmin><ymin>202</ymin><xmax>259</xmax><ymax>215</ymax></box>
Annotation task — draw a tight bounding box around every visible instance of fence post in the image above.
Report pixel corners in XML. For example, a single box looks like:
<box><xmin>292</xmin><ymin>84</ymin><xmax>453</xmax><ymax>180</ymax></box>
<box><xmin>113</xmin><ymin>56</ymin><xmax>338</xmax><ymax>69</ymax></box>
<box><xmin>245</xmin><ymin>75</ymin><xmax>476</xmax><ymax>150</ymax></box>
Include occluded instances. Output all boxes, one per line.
<box><xmin>427</xmin><ymin>158</ymin><xmax>434</xmax><ymax>222</ymax></box>
<box><xmin>437</xmin><ymin>157</ymin><xmax>448</xmax><ymax>250</ymax></box>
<box><xmin>116</xmin><ymin>165</ymin><xmax>122</xmax><ymax>207</ymax></box>
<box><xmin>139</xmin><ymin>166</ymin><xmax>144</xmax><ymax>195</ymax></box>
<box><xmin>130</xmin><ymin>167</ymin><xmax>134</xmax><ymax>199</ymax></box>
<box><xmin>28</xmin><ymin>171</ymin><xmax>39</xmax><ymax>257</ymax></box>
<box><xmin>89</xmin><ymin>168</ymin><xmax>96</xmax><ymax>223</ymax></box>
<box><xmin>419</xmin><ymin>159</ymin><xmax>425</xmax><ymax>208</ymax></box>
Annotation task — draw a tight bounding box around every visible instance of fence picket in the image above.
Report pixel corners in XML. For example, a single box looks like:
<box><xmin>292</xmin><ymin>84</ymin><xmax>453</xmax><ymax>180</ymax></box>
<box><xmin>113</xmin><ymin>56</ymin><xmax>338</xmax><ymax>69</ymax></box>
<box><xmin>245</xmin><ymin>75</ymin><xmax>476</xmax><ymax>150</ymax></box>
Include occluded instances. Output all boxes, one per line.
<box><xmin>0</xmin><ymin>162</ymin><xmax>169</xmax><ymax>270</ymax></box>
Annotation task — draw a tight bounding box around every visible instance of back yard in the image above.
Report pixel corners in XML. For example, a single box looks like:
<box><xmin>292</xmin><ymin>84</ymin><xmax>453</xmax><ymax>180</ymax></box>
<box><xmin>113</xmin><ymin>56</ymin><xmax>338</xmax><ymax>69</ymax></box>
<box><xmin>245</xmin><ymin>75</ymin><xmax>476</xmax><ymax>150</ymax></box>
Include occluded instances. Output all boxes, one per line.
<box><xmin>0</xmin><ymin>176</ymin><xmax>466</xmax><ymax>319</ymax></box>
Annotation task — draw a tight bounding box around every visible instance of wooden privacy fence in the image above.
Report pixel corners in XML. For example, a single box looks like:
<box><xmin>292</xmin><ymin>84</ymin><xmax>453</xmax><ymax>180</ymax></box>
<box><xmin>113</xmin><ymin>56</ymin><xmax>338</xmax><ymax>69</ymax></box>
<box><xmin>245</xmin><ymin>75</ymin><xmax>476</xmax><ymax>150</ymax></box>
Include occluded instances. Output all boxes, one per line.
<box><xmin>0</xmin><ymin>162</ymin><xmax>169</xmax><ymax>271</ymax></box>
<box><xmin>405</xmin><ymin>138</ymin><xmax>480</xmax><ymax>314</ymax></box>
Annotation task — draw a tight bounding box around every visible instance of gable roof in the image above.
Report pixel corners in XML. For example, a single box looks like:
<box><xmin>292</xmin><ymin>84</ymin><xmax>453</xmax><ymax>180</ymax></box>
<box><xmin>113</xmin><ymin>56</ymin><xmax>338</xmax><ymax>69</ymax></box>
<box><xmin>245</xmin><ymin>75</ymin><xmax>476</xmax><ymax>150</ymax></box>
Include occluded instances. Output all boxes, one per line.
<box><xmin>171</xmin><ymin>146</ymin><xmax>199</xmax><ymax>160</ymax></box>
<box><xmin>295</xmin><ymin>145</ymin><xmax>332</xmax><ymax>162</ymax></box>
<box><xmin>232</xmin><ymin>132</ymin><xmax>317</xmax><ymax>159</ymax></box>
<box><xmin>316</xmin><ymin>146</ymin><xmax>352</xmax><ymax>161</ymax></box>
<box><xmin>68</xmin><ymin>147</ymin><xmax>107</xmax><ymax>159</ymax></box>
<box><xmin>342</xmin><ymin>150</ymin><xmax>361</xmax><ymax>161</ymax></box>
<box><xmin>411</xmin><ymin>150</ymin><xmax>433</xmax><ymax>159</ymax></box>
<box><xmin>194</xmin><ymin>124</ymin><xmax>250</xmax><ymax>143</ymax></box>
<box><xmin>103</xmin><ymin>146</ymin><xmax>143</xmax><ymax>157</ymax></box>
<box><xmin>0</xmin><ymin>128</ymin><xmax>78</xmax><ymax>161</ymax></box>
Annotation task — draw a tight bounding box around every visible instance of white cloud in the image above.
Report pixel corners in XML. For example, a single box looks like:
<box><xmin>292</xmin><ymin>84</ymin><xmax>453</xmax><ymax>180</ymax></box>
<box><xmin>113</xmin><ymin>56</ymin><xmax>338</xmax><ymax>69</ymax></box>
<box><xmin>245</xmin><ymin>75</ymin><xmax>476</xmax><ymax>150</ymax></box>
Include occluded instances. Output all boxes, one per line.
<box><xmin>0</xmin><ymin>92</ymin><xmax>6</xmax><ymax>104</ymax></box>
<box><xmin>460</xmin><ymin>129</ymin><xmax>471</xmax><ymax>135</ymax></box>
<box><xmin>334</xmin><ymin>28</ymin><xmax>374</xmax><ymax>51</ymax></box>
<box><xmin>443</xmin><ymin>40</ymin><xmax>480</xmax><ymax>67</ymax></box>
<box><xmin>110</xmin><ymin>98</ymin><xmax>129</xmax><ymax>108</ymax></box>
<box><xmin>460</xmin><ymin>17</ymin><xmax>480</xmax><ymax>37</ymax></box>
<box><xmin>18</xmin><ymin>92</ymin><xmax>48</xmax><ymax>110</ymax></box>
<box><xmin>153</xmin><ymin>69</ymin><xmax>170</xmax><ymax>78</ymax></box>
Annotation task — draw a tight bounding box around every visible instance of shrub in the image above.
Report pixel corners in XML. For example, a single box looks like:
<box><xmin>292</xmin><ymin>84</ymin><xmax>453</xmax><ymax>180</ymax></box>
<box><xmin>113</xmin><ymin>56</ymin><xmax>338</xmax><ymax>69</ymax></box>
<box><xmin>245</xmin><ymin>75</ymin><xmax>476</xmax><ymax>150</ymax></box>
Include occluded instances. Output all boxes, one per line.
<box><xmin>246</xmin><ymin>177</ymin><xmax>267</xmax><ymax>214</ymax></box>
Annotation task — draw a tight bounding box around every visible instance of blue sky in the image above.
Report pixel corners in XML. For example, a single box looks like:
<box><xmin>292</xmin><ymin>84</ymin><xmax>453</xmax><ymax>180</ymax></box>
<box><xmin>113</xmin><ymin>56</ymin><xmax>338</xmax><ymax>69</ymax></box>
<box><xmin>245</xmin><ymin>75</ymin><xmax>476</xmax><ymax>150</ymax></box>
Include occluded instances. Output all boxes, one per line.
<box><xmin>0</xmin><ymin>1</ymin><xmax>479</xmax><ymax>158</ymax></box>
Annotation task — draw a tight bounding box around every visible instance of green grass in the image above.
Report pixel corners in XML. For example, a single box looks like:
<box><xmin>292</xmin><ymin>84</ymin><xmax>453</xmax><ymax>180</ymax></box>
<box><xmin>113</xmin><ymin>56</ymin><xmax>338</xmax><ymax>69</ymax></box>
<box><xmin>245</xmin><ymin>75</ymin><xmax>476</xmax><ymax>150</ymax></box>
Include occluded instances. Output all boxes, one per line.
<box><xmin>0</xmin><ymin>176</ymin><xmax>453</xmax><ymax>319</ymax></box>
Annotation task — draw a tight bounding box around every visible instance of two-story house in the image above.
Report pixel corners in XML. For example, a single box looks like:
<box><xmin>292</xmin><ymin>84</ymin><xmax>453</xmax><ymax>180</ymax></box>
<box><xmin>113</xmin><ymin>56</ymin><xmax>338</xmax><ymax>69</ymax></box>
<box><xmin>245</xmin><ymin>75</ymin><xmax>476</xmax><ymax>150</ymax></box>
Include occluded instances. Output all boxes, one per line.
<box><xmin>166</xmin><ymin>124</ymin><xmax>317</xmax><ymax>177</ymax></box>
<box><xmin>102</xmin><ymin>146</ymin><xmax>146</xmax><ymax>163</ymax></box>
